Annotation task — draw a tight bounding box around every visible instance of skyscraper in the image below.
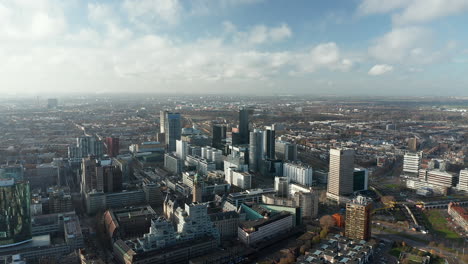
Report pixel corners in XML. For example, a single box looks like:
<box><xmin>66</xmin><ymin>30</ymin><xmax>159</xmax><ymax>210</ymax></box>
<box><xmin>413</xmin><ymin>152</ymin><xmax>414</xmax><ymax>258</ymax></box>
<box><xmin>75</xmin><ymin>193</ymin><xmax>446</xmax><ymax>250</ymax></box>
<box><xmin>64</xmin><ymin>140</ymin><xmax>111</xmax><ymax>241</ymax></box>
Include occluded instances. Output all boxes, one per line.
<box><xmin>353</xmin><ymin>168</ymin><xmax>369</xmax><ymax>192</ymax></box>
<box><xmin>283</xmin><ymin>162</ymin><xmax>314</xmax><ymax>187</ymax></box>
<box><xmin>81</xmin><ymin>158</ymin><xmax>122</xmax><ymax>194</ymax></box>
<box><xmin>69</xmin><ymin>136</ymin><xmax>104</xmax><ymax>159</ymax></box>
<box><xmin>403</xmin><ymin>152</ymin><xmax>420</xmax><ymax>176</ymax></box>
<box><xmin>47</xmin><ymin>98</ymin><xmax>58</xmax><ymax>109</ymax></box>
<box><xmin>458</xmin><ymin>169</ymin><xmax>468</xmax><ymax>192</ymax></box>
<box><xmin>160</xmin><ymin>110</ymin><xmax>167</xmax><ymax>133</ymax></box>
<box><xmin>164</xmin><ymin>112</ymin><xmax>182</xmax><ymax>152</ymax></box>
<box><xmin>249</xmin><ymin>129</ymin><xmax>264</xmax><ymax>172</ymax></box>
<box><xmin>212</xmin><ymin>124</ymin><xmax>227</xmax><ymax>149</ymax></box>
<box><xmin>326</xmin><ymin>148</ymin><xmax>355</xmax><ymax>202</ymax></box>
<box><xmin>239</xmin><ymin>108</ymin><xmax>250</xmax><ymax>144</ymax></box>
<box><xmin>105</xmin><ymin>137</ymin><xmax>120</xmax><ymax>157</ymax></box>
<box><xmin>345</xmin><ymin>196</ymin><xmax>372</xmax><ymax>240</ymax></box>
<box><xmin>176</xmin><ymin>140</ymin><xmax>188</xmax><ymax>160</ymax></box>
<box><xmin>0</xmin><ymin>178</ymin><xmax>31</xmax><ymax>247</ymax></box>
<box><xmin>263</xmin><ymin>126</ymin><xmax>276</xmax><ymax>159</ymax></box>
<box><xmin>408</xmin><ymin>137</ymin><xmax>418</xmax><ymax>152</ymax></box>
<box><xmin>276</xmin><ymin>141</ymin><xmax>297</xmax><ymax>161</ymax></box>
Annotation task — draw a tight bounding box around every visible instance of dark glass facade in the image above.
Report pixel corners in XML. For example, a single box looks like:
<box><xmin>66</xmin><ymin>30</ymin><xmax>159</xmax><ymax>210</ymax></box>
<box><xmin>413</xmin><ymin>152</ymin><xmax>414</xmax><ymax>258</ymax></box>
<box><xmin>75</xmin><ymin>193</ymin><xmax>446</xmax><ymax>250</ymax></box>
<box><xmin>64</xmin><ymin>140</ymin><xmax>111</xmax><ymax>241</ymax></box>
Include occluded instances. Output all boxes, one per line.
<box><xmin>353</xmin><ymin>170</ymin><xmax>366</xmax><ymax>192</ymax></box>
<box><xmin>0</xmin><ymin>180</ymin><xmax>31</xmax><ymax>247</ymax></box>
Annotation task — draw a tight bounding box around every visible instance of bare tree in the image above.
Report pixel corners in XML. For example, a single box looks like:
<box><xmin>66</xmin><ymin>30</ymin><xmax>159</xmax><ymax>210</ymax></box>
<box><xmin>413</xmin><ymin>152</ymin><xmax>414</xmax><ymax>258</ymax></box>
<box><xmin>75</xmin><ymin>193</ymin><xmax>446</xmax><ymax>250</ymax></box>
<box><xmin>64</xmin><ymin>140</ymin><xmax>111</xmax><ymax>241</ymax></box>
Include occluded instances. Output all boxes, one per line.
<box><xmin>319</xmin><ymin>215</ymin><xmax>336</xmax><ymax>228</ymax></box>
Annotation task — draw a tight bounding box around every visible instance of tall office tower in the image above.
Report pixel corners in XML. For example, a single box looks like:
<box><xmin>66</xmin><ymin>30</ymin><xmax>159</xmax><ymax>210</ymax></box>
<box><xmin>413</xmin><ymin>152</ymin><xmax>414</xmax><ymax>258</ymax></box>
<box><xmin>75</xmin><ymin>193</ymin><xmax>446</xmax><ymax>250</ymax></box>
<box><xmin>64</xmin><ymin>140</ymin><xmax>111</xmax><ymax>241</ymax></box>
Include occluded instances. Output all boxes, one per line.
<box><xmin>249</xmin><ymin>129</ymin><xmax>264</xmax><ymax>172</ymax></box>
<box><xmin>48</xmin><ymin>190</ymin><xmax>73</xmax><ymax>214</ymax></box>
<box><xmin>263</xmin><ymin>126</ymin><xmax>276</xmax><ymax>159</ymax></box>
<box><xmin>165</xmin><ymin>112</ymin><xmax>182</xmax><ymax>152</ymax></box>
<box><xmin>81</xmin><ymin>158</ymin><xmax>122</xmax><ymax>194</ymax></box>
<box><xmin>239</xmin><ymin>108</ymin><xmax>250</xmax><ymax>144</ymax></box>
<box><xmin>105</xmin><ymin>137</ymin><xmax>120</xmax><ymax>157</ymax></box>
<box><xmin>81</xmin><ymin>157</ymin><xmax>100</xmax><ymax>194</ymax></box>
<box><xmin>274</xmin><ymin>176</ymin><xmax>289</xmax><ymax>197</ymax></box>
<box><xmin>326</xmin><ymin>148</ymin><xmax>355</xmax><ymax>202</ymax></box>
<box><xmin>47</xmin><ymin>98</ymin><xmax>58</xmax><ymax>109</ymax></box>
<box><xmin>160</xmin><ymin>110</ymin><xmax>167</xmax><ymax>133</ymax></box>
<box><xmin>201</xmin><ymin>147</ymin><xmax>223</xmax><ymax>169</ymax></box>
<box><xmin>353</xmin><ymin>168</ymin><xmax>369</xmax><ymax>192</ymax></box>
<box><xmin>212</xmin><ymin>124</ymin><xmax>227</xmax><ymax>149</ymax></box>
<box><xmin>164</xmin><ymin>154</ymin><xmax>183</xmax><ymax>175</ymax></box>
<box><xmin>403</xmin><ymin>152</ymin><xmax>421</xmax><ymax>176</ymax></box>
<box><xmin>284</xmin><ymin>143</ymin><xmax>298</xmax><ymax>161</ymax></box>
<box><xmin>102</xmin><ymin>164</ymin><xmax>123</xmax><ymax>193</ymax></box>
<box><xmin>0</xmin><ymin>164</ymin><xmax>24</xmax><ymax>181</ymax></box>
<box><xmin>408</xmin><ymin>137</ymin><xmax>418</xmax><ymax>152</ymax></box>
<box><xmin>77</xmin><ymin>136</ymin><xmax>104</xmax><ymax>158</ymax></box>
<box><xmin>458</xmin><ymin>169</ymin><xmax>468</xmax><ymax>192</ymax></box>
<box><xmin>0</xmin><ymin>178</ymin><xmax>31</xmax><ymax>247</ymax></box>
<box><xmin>345</xmin><ymin>196</ymin><xmax>372</xmax><ymax>240</ymax></box>
<box><xmin>276</xmin><ymin>141</ymin><xmax>298</xmax><ymax>161</ymax></box>
<box><xmin>176</xmin><ymin>140</ymin><xmax>188</xmax><ymax>160</ymax></box>
<box><xmin>283</xmin><ymin>162</ymin><xmax>314</xmax><ymax>187</ymax></box>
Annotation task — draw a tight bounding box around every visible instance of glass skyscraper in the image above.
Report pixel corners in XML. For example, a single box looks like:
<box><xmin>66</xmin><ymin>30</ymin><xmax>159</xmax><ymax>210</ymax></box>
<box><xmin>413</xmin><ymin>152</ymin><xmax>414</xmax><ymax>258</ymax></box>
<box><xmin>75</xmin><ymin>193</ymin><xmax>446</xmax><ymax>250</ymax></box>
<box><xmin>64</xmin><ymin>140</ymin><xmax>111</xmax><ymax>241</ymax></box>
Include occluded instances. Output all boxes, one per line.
<box><xmin>0</xmin><ymin>178</ymin><xmax>31</xmax><ymax>247</ymax></box>
<box><xmin>165</xmin><ymin>112</ymin><xmax>181</xmax><ymax>152</ymax></box>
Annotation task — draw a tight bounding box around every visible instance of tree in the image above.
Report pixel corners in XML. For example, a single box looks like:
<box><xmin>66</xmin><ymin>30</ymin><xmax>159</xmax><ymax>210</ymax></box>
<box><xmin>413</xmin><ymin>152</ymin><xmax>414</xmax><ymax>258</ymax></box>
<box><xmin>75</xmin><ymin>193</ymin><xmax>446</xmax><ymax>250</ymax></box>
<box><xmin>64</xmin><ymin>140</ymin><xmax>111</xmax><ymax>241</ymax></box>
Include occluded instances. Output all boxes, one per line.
<box><xmin>381</xmin><ymin>196</ymin><xmax>396</xmax><ymax>206</ymax></box>
<box><xmin>320</xmin><ymin>215</ymin><xmax>336</xmax><ymax>228</ymax></box>
<box><xmin>278</xmin><ymin>259</ymin><xmax>289</xmax><ymax>264</ymax></box>
<box><xmin>320</xmin><ymin>227</ymin><xmax>328</xmax><ymax>239</ymax></box>
<box><xmin>300</xmin><ymin>245</ymin><xmax>307</xmax><ymax>255</ymax></box>
<box><xmin>300</xmin><ymin>241</ymin><xmax>311</xmax><ymax>255</ymax></box>
<box><xmin>312</xmin><ymin>235</ymin><xmax>321</xmax><ymax>244</ymax></box>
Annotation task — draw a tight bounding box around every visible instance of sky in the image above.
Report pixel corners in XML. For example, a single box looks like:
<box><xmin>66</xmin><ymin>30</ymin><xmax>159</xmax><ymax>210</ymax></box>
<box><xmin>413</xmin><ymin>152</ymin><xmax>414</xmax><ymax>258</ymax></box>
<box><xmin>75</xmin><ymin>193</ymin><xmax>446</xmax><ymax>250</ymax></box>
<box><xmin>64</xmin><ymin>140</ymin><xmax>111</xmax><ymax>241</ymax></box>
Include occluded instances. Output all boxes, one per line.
<box><xmin>1</xmin><ymin>0</ymin><xmax>468</xmax><ymax>96</ymax></box>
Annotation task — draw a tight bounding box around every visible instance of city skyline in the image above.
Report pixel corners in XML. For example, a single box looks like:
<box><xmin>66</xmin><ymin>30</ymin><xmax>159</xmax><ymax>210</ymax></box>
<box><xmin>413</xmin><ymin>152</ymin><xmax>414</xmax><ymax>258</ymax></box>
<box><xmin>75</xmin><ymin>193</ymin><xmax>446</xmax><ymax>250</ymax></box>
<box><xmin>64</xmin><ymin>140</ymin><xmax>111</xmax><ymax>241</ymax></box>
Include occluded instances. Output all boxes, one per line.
<box><xmin>1</xmin><ymin>0</ymin><xmax>468</xmax><ymax>96</ymax></box>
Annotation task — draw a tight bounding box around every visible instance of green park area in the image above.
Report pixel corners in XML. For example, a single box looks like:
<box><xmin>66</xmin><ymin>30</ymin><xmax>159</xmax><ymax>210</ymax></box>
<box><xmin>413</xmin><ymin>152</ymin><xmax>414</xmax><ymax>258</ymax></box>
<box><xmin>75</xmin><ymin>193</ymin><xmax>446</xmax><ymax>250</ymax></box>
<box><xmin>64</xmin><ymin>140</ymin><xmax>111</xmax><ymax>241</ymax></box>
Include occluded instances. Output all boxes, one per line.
<box><xmin>384</xmin><ymin>183</ymin><xmax>403</xmax><ymax>190</ymax></box>
<box><xmin>424</xmin><ymin>210</ymin><xmax>461</xmax><ymax>240</ymax></box>
<box><xmin>390</xmin><ymin>243</ymin><xmax>445</xmax><ymax>264</ymax></box>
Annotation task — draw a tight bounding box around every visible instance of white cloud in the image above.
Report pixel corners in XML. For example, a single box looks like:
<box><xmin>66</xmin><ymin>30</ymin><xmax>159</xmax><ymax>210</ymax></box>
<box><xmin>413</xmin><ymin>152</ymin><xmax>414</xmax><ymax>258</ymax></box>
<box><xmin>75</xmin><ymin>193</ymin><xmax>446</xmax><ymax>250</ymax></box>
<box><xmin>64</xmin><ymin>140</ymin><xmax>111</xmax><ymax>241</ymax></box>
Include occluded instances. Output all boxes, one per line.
<box><xmin>368</xmin><ymin>64</ymin><xmax>393</xmax><ymax>75</ymax></box>
<box><xmin>30</xmin><ymin>12</ymin><xmax>66</xmax><ymax>38</ymax></box>
<box><xmin>392</xmin><ymin>0</ymin><xmax>468</xmax><ymax>25</ymax></box>
<box><xmin>0</xmin><ymin>0</ymin><xmax>67</xmax><ymax>40</ymax></box>
<box><xmin>357</xmin><ymin>0</ymin><xmax>407</xmax><ymax>15</ymax></box>
<box><xmin>269</xmin><ymin>24</ymin><xmax>292</xmax><ymax>42</ymax></box>
<box><xmin>358</xmin><ymin>0</ymin><xmax>468</xmax><ymax>25</ymax></box>
<box><xmin>369</xmin><ymin>27</ymin><xmax>432</xmax><ymax>63</ymax></box>
<box><xmin>123</xmin><ymin>0</ymin><xmax>182</xmax><ymax>26</ymax></box>
<box><xmin>311</xmin><ymin>43</ymin><xmax>340</xmax><ymax>65</ymax></box>
<box><xmin>88</xmin><ymin>3</ymin><xmax>114</xmax><ymax>24</ymax></box>
<box><xmin>297</xmin><ymin>42</ymin><xmax>354</xmax><ymax>73</ymax></box>
<box><xmin>189</xmin><ymin>0</ymin><xmax>264</xmax><ymax>16</ymax></box>
<box><xmin>226</xmin><ymin>22</ymin><xmax>292</xmax><ymax>45</ymax></box>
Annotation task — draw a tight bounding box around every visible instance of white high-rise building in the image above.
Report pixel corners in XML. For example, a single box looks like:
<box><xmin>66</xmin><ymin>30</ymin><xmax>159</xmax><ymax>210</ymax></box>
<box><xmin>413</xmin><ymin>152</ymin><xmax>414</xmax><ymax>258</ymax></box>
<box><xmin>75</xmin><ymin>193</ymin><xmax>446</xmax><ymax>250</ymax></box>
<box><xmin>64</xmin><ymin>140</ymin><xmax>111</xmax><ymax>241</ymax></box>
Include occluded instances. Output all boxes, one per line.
<box><xmin>176</xmin><ymin>140</ymin><xmax>188</xmax><ymax>160</ymax></box>
<box><xmin>201</xmin><ymin>146</ymin><xmax>223</xmax><ymax>170</ymax></box>
<box><xmin>283</xmin><ymin>162</ymin><xmax>314</xmax><ymax>187</ymax></box>
<box><xmin>225</xmin><ymin>167</ymin><xmax>252</xmax><ymax>189</ymax></box>
<box><xmin>326</xmin><ymin>148</ymin><xmax>355</xmax><ymax>202</ymax></box>
<box><xmin>274</xmin><ymin>176</ymin><xmax>289</xmax><ymax>197</ymax></box>
<box><xmin>403</xmin><ymin>152</ymin><xmax>421</xmax><ymax>176</ymax></box>
<box><xmin>458</xmin><ymin>169</ymin><xmax>468</xmax><ymax>192</ymax></box>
